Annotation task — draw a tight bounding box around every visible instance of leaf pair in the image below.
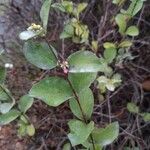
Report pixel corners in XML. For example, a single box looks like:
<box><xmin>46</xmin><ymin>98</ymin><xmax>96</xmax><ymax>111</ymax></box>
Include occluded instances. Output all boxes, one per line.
<box><xmin>115</xmin><ymin>14</ymin><xmax>139</xmax><ymax>36</ymax></box>
<box><xmin>29</xmin><ymin>73</ymin><xmax>96</xmax><ymax>110</ymax></box>
<box><xmin>97</xmin><ymin>74</ymin><xmax>122</xmax><ymax>93</ymax></box>
<box><xmin>23</xmin><ymin>40</ymin><xmax>106</xmax><ymax>73</ymax></box>
<box><xmin>127</xmin><ymin>102</ymin><xmax>150</xmax><ymax>122</ymax></box>
<box><xmin>68</xmin><ymin>120</ymin><xmax>119</xmax><ymax>148</ymax></box>
<box><xmin>121</xmin><ymin>0</ymin><xmax>146</xmax><ymax>17</ymax></box>
<box><xmin>52</xmin><ymin>1</ymin><xmax>87</xmax><ymax>19</ymax></box>
<box><xmin>60</xmin><ymin>19</ymin><xmax>89</xmax><ymax>43</ymax></box>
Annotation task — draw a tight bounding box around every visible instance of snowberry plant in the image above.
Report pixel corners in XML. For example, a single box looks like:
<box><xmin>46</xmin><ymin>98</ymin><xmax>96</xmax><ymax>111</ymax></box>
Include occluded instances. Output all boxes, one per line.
<box><xmin>0</xmin><ymin>0</ymin><xmax>146</xmax><ymax>149</ymax></box>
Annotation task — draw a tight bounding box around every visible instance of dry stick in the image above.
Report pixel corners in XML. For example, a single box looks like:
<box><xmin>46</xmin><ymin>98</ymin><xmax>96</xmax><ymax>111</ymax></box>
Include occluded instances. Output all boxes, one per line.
<box><xmin>66</xmin><ymin>78</ymin><xmax>96</xmax><ymax>150</ymax></box>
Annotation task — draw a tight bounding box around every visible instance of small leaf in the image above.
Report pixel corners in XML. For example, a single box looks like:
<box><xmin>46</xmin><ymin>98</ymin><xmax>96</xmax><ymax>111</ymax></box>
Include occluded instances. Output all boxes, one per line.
<box><xmin>68</xmin><ymin>73</ymin><xmax>96</xmax><ymax>93</ymax></box>
<box><xmin>0</xmin><ymin>109</ymin><xmax>20</xmax><ymax>125</ymax></box>
<box><xmin>0</xmin><ymin>67</ymin><xmax>6</xmax><ymax>83</ymax></box>
<box><xmin>91</xmin><ymin>40</ymin><xmax>98</xmax><ymax>52</ymax></box>
<box><xmin>26</xmin><ymin>124</ymin><xmax>35</xmax><ymax>136</ymax></box>
<box><xmin>69</xmin><ymin>88</ymin><xmax>94</xmax><ymax>120</ymax></box>
<box><xmin>40</xmin><ymin>0</ymin><xmax>52</xmax><ymax>30</ymax></box>
<box><xmin>103</xmin><ymin>42</ymin><xmax>116</xmax><ymax>49</ymax></box>
<box><xmin>68</xmin><ymin>120</ymin><xmax>94</xmax><ymax>146</ymax></box>
<box><xmin>127</xmin><ymin>102</ymin><xmax>139</xmax><ymax>114</ymax></box>
<box><xmin>77</xmin><ymin>3</ymin><xmax>88</xmax><ymax>14</ymax></box>
<box><xmin>51</xmin><ymin>3</ymin><xmax>66</xmax><ymax>12</ymax></box>
<box><xmin>115</xmin><ymin>13</ymin><xmax>127</xmax><ymax>34</ymax></box>
<box><xmin>19</xmin><ymin>30</ymin><xmax>37</xmax><ymax>41</ymax></box>
<box><xmin>68</xmin><ymin>51</ymin><xmax>102</xmax><ymax>73</ymax></box>
<box><xmin>60</xmin><ymin>23</ymin><xmax>74</xmax><ymax>39</ymax></box>
<box><xmin>29</xmin><ymin>77</ymin><xmax>73</xmax><ymax>107</ymax></box>
<box><xmin>126</xmin><ymin>26</ymin><xmax>139</xmax><ymax>36</ymax></box>
<box><xmin>23</xmin><ymin>41</ymin><xmax>57</xmax><ymax>70</ymax></box>
<box><xmin>62</xmin><ymin>143</ymin><xmax>71</xmax><ymax>150</ymax></box>
<box><xmin>125</xmin><ymin>0</ymin><xmax>145</xmax><ymax>17</ymax></box>
<box><xmin>18</xmin><ymin>123</ymin><xmax>27</xmax><ymax>136</ymax></box>
<box><xmin>104</xmin><ymin>48</ymin><xmax>117</xmax><ymax>64</ymax></box>
<box><xmin>119</xmin><ymin>40</ymin><xmax>133</xmax><ymax>48</ymax></box>
<box><xmin>62</xmin><ymin>1</ymin><xmax>73</xmax><ymax>13</ymax></box>
<box><xmin>92</xmin><ymin>122</ymin><xmax>119</xmax><ymax>146</ymax></box>
<box><xmin>140</xmin><ymin>113</ymin><xmax>150</xmax><ymax>122</ymax></box>
<box><xmin>18</xmin><ymin>95</ymin><xmax>34</xmax><ymax>113</ymax></box>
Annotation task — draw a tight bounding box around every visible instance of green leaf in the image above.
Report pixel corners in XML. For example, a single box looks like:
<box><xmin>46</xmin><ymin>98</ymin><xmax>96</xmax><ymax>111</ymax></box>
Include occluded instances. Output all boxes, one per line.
<box><xmin>40</xmin><ymin>0</ymin><xmax>52</xmax><ymax>30</ymax></box>
<box><xmin>18</xmin><ymin>123</ymin><xmax>27</xmax><ymax>136</ymax></box>
<box><xmin>125</xmin><ymin>26</ymin><xmax>139</xmax><ymax>36</ymax></box>
<box><xmin>26</xmin><ymin>124</ymin><xmax>35</xmax><ymax>136</ymax></box>
<box><xmin>0</xmin><ymin>67</ymin><xmax>6</xmax><ymax>83</ymax></box>
<box><xmin>127</xmin><ymin>102</ymin><xmax>139</xmax><ymax>114</ymax></box>
<box><xmin>115</xmin><ymin>13</ymin><xmax>127</xmax><ymax>34</ymax></box>
<box><xmin>68</xmin><ymin>73</ymin><xmax>96</xmax><ymax>93</ymax></box>
<box><xmin>29</xmin><ymin>77</ymin><xmax>73</xmax><ymax>107</ymax></box>
<box><xmin>68</xmin><ymin>120</ymin><xmax>94</xmax><ymax>146</ymax></box>
<box><xmin>103</xmin><ymin>42</ymin><xmax>116</xmax><ymax>49</ymax></box>
<box><xmin>140</xmin><ymin>113</ymin><xmax>150</xmax><ymax>122</ymax></box>
<box><xmin>60</xmin><ymin>23</ymin><xmax>74</xmax><ymax>39</ymax></box>
<box><xmin>0</xmin><ymin>103</ymin><xmax>14</xmax><ymax>114</ymax></box>
<box><xmin>0</xmin><ymin>85</ymin><xmax>12</xmax><ymax>102</ymax></box>
<box><xmin>125</xmin><ymin>0</ymin><xmax>145</xmax><ymax>17</ymax></box>
<box><xmin>51</xmin><ymin>3</ymin><xmax>66</xmax><ymax>12</ymax></box>
<box><xmin>0</xmin><ymin>109</ymin><xmax>20</xmax><ymax>125</ymax></box>
<box><xmin>62</xmin><ymin>1</ymin><xmax>73</xmax><ymax>13</ymax></box>
<box><xmin>62</xmin><ymin>143</ymin><xmax>71</xmax><ymax>150</ymax></box>
<box><xmin>77</xmin><ymin>3</ymin><xmax>88</xmax><ymax>14</ymax></box>
<box><xmin>92</xmin><ymin>122</ymin><xmax>119</xmax><ymax>146</ymax></box>
<box><xmin>68</xmin><ymin>51</ymin><xmax>102</xmax><ymax>73</ymax></box>
<box><xmin>69</xmin><ymin>88</ymin><xmax>94</xmax><ymax>120</ymax></box>
<box><xmin>23</xmin><ymin>41</ymin><xmax>57</xmax><ymax>70</ymax></box>
<box><xmin>118</xmin><ymin>40</ymin><xmax>133</xmax><ymax>48</ymax></box>
<box><xmin>18</xmin><ymin>95</ymin><xmax>34</xmax><ymax>113</ymax></box>
<box><xmin>104</xmin><ymin>48</ymin><xmax>117</xmax><ymax>64</ymax></box>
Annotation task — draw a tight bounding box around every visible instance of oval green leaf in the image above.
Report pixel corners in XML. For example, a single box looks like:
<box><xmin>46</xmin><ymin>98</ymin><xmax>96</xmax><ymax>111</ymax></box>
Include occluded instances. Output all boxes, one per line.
<box><xmin>127</xmin><ymin>102</ymin><xmax>139</xmax><ymax>114</ymax></box>
<box><xmin>68</xmin><ymin>51</ymin><xmax>101</xmax><ymax>73</ymax></box>
<box><xmin>125</xmin><ymin>26</ymin><xmax>139</xmax><ymax>36</ymax></box>
<box><xmin>29</xmin><ymin>77</ymin><xmax>73</xmax><ymax>107</ymax></box>
<box><xmin>23</xmin><ymin>41</ymin><xmax>57</xmax><ymax>70</ymax></box>
<box><xmin>68</xmin><ymin>119</ymin><xmax>94</xmax><ymax>146</ymax></box>
<box><xmin>115</xmin><ymin>13</ymin><xmax>127</xmax><ymax>34</ymax></box>
<box><xmin>26</xmin><ymin>124</ymin><xmax>35</xmax><ymax>136</ymax></box>
<box><xmin>69</xmin><ymin>88</ymin><xmax>94</xmax><ymax>120</ymax></box>
<box><xmin>0</xmin><ymin>109</ymin><xmax>20</xmax><ymax>125</ymax></box>
<box><xmin>92</xmin><ymin>122</ymin><xmax>119</xmax><ymax>146</ymax></box>
<box><xmin>40</xmin><ymin>0</ymin><xmax>52</xmax><ymax>30</ymax></box>
<box><xmin>104</xmin><ymin>48</ymin><xmax>117</xmax><ymax>64</ymax></box>
<box><xmin>18</xmin><ymin>95</ymin><xmax>34</xmax><ymax>113</ymax></box>
<box><xmin>68</xmin><ymin>72</ymin><xmax>96</xmax><ymax>93</ymax></box>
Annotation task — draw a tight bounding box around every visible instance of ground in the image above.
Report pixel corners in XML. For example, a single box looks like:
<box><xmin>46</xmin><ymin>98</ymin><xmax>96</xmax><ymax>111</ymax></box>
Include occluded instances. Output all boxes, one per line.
<box><xmin>0</xmin><ymin>0</ymin><xmax>150</xmax><ymax>150</ymax></box>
